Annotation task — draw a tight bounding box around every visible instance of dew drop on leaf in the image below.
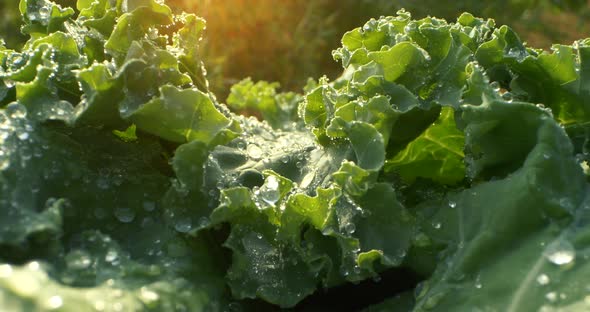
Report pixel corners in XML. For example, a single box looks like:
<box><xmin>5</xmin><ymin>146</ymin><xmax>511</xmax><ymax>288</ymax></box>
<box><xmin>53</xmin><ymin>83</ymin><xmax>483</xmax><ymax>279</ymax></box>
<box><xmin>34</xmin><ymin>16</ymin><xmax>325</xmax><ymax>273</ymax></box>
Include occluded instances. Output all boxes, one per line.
<box><xmin>94</xmin><ymin>300</ymin><xmax>106</xmax><ymax>311</ymax></box>
<box><xmin>344</xmin><ymin>222</ymin><xmax>356</xmax><ymax>235</ymax></box>
<box><xmin>260</xmin><ymin>175</ymin><xmax>280</xmax><ymax>205</ymax></box>
<box><xmin>66</xmin><ymin>251</ymin><xmax>92</xmax><ymax>270</ymax></box>
<box><xmin>174</xmin><ymin>217</ymin><xmax>193</xmax><ymax>233</ymax></box>
<box><xmin>546</xmin><ymin>291</ymin><xmax>558</xmax><ymax>302</ymax></box>
<box><xmin>114</xmin><ymin>207</ymin><xmax>135</xmax><ymax>223</ymax></box>
<box><xmin>47</xmin><ymin>295</ymin><xmax>63</xmax><ymax>310</ymax></box>
<box><xmin>537</xmin><ymin>274</ymin><xmax>550</xmax><ymax>285</ymax></box>
<box><xmin>247</xmin><ymin>143</ymin><xmax>263</xmax><ymax>160</ymax></box>
<box><xmin>544</xmin><ymin>239</ymin><xmax>575</xmax><ymax>266</ymax></box>
<box><xmin>340</xmin><ymin>267</ymin><xmax>350</xmax><ymax>277</ymax></box>
<box><xmin>300</xmin><ymin>170</ymin><xmax>315</xmax><ymax>189</ymax></box>
<box><xmin>474</xmin><ymin>274</ymin><xmax>482</xmax><ymax>289</ymax></box>
<box><xmin>140</xmin><ymin>287</ymin><xmax>160</xmax><ymax>306</ymax></box>
<box><xmin>17</xmin><ymin>132</ymin><xmax>29</xmax><ymax>141</ymax></box>
<box><xmin>39</xmin><ymin>6</ymin><xmax>50</xmax><ymax>19</ymax></box>
<box><xmin>490</xmin><ymin>81</ymin><xmax>500</xmax><ymax>91</ymax></box>
<box><xmin>27</xmin><ymin>261</ymin><xmax>40</xmax><ymax>271</ymax></box>
<box><xmin>105</xmin><ymin>249</ymin><xmax>119</xmax><ymax>263</ymax></box>
<box><xmin>6</xmin><ymin>103</ymin><xmax>27</xmax><ymax>119</ymax></box>
<box><xmin>198</xmin><ymin>216</ymin><xmax>209</xmax><ymax>228</ymax></box>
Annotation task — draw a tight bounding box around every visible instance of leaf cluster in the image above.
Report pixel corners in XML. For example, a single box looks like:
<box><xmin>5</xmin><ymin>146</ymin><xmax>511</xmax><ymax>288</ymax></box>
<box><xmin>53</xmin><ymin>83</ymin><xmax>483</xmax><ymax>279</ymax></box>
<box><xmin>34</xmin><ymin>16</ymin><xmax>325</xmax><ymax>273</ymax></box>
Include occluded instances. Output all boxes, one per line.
<box><xmin>1</xmin><ymin>1</ymin><xmax>590</xmax><ymax>311</ymax></box>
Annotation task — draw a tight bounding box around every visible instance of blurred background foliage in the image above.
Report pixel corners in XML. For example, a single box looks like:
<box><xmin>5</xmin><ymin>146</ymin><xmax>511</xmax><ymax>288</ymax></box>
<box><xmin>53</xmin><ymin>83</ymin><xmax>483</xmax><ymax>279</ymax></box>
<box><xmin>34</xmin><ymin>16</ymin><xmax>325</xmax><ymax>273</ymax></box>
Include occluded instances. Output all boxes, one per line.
<box><xmin>2</xmin><ymin>0</ymin><xmax>590</xmax><ymax>99</ymax></box>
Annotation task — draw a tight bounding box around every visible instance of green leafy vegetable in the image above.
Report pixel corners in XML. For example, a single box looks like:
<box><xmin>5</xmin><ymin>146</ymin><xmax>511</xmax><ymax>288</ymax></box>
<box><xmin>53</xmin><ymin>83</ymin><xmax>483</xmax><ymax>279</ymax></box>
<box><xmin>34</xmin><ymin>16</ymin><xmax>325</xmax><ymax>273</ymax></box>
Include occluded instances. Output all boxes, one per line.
<box><xmin>2</xmin><ymin>1</ymin><xmax>590</xmax><ymax>311</ymax></box>
<box><xmin>386</xmin><ymin>107</ymin><xmax>465</xmax><ymax>184</ymax></box>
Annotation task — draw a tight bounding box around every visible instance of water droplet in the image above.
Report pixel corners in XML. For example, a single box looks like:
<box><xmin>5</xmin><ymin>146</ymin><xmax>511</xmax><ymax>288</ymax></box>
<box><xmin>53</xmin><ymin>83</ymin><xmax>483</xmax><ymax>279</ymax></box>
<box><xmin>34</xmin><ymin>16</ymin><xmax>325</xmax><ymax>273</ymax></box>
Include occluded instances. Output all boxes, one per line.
<box><xmin>28</xmin><ymin>261</ymin><xmax>40</xmax><ymax>271</ymax></box>
<box><xmin>507</xmin><ymin>47</ymin><xmax>527</xmax><ymax>60</ymax></box>
<box><xmin>432</xmin><ymin>222</ymin><xmax>442</xmax><ymax>229</ymax></box>
<box><xmin>3</xmin><ymin>79</ymin><xmax>15</xmax><ymax>88</ymax></box>
<box><xmin>448</xmin><ymin>201</ymin><xmax>456</xmax><ymax>209</ymax></box>
<box><xmin>546</xmin><ymin>291</ymin><xmax>558</xmax><ymax>302</ymax></box>
<box><xmin>39</xmin><ymin>6</ymin><xmax>50</xmax><ymax>19</ymax></box>
<box><xmin>6</xmin><ymin>103</ymin><xmax>27</xmax><ymax>119</ymax></box>
<box><xmin>344</xmin><ymin>222</ymin><xmax>356</xmax><ymax>235</ymax></box>
<box><xmin>174</xmin><ymin>217</ymin><xmax>193</xmax><ymax>233</ymax></box>
<box><xmin>490</xmin><ymin>81</ymin><xmax>500</xmax><ymax>91</ymax></box>
<box><xmin>140</xmin><ymin>287</ymin><xmax>160</xmax><ymax>305</ymax></box>
<box><xmin>544</xmin><ymin>239</ymin><xmax>575</xmax><ymax>265</ymax></box>
<box><xmin>17</xmin><ymin>132</ymin><xmax>29</xmax><ymax>141</ymax></box>
<box><xmin>216</xmin><ymin>181</ymin><xmax>225</xmax><ymax>189</ymax></box>
<box><xmin>118</xmin><ymin>105</ymin><xmax>129</xmax><ymax>115</ymax></box>
<box><xmin>105</xmin><ymin>249</ymin><xmax>119</xmax><ymax>263</ymax></box>
<box><xmin>280</xmin><ymin>155</ymin><xmax>289</xmax><ymax>163</ymax></box>
<box><xmin>246</xmin><ymin>144</ymin><xmax>263</xmax><ymax>160</ymax></box>
<box><xmin>300</xmin><ymin>170</ymin><xmax>315</xmax><ymax>189</ymax></box>
<box><xmin>198</xmin><ymin>216</ymin><xmax>209</xmax><ymax>228</ymax></box>
<box><xmin>66</xmin><ymin>251</ymin><xmax>92</xmax><ymax>270</ymax></box>
<box><xmin>260</xmin><ymin>175</ymin><xmax>280</xmax><ymax>205</ymax></box>
<box><xmin>114</xmin><ymin>207</ymin><xmax>135</xmax><ymax>223</ymax></box>
<box><xmin>94</xmin><ymin>300</ymin><xmax>106</xmax><ymax>311</ymax></box>
<box><xmin>47</xmin><ymin>296</ymin><xmax>63</xmax><ymax>310</ymax></box>
<box><xmin>560</xmin><ymin>293</ymin><xmax>567</xmax><ymax>300</ymax></box>
<box><xmin>340</xmin><ymin>266</ymin><xmax>350</xmax><ymax>277</ymax></box>
<box><xmin>474</xmin><ymin>275</ymin><xmax>483</xmax><ymax>289</ymax></box>
<box><xmin>537</xmin><ymin>274</ymin><xmax>550</xmax><ymax>285</ymax></box>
